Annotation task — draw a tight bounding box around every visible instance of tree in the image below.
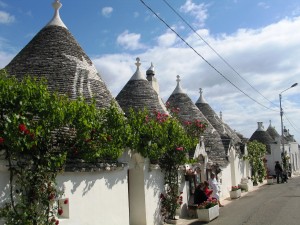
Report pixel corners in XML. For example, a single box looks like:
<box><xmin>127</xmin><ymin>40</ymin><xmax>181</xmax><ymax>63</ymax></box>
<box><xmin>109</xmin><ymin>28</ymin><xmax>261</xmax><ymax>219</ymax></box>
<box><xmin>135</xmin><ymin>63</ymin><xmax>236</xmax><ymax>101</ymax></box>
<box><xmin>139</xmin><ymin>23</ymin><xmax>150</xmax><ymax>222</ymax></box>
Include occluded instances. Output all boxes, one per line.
<box><xmin>243</xmin><ymin>140</ymin><xmax>267</xmax><ymax>185</ymax></box>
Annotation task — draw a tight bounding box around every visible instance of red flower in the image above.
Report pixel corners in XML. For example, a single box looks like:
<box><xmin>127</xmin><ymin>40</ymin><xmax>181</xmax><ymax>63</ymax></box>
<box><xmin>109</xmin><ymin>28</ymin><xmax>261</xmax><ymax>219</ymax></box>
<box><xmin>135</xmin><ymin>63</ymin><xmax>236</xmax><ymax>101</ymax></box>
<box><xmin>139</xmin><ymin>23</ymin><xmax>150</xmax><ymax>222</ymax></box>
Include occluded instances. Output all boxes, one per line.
<box><xmin>24</xmin><ymin>129</ymin><xmax>30</xmax><ymax>135</ymax></box>
<box><xmin>64</xmin><ymin>198</ymin><xmax>69</xmax><ymax>204</ymax></box>
<box><xmin>0</xmin><ymin>137</ymin><xmax>4</xmax><ymax>144</ymax></box>
<box><xmin>176</xmin><ymin>147</ymin><xmax>184</xmax><ymax>151</ymax></box>
<box><xmin>55</xmin><ymin>220</ymin><xmax>59</xmax><ymax>225</ymax></box>
<box><xmin>19</xmin><ymin>124</ymin><xmax>27</xmax><ymax>132</ymax></box>
<box><xmin>58</xmin><ymin>208</ymin><xmax>63</xmax><ymax>215</ymax></box>
<box><xmin>48</xmin><ymin>193</ymin><xmax>55</xmax><ymax>200</ymax></box>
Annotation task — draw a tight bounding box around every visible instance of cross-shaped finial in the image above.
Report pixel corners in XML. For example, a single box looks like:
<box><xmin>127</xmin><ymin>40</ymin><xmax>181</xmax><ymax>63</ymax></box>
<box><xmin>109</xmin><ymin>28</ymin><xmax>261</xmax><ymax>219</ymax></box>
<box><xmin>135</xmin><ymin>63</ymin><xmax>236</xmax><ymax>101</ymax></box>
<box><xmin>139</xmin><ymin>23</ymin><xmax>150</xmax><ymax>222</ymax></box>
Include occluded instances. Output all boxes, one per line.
<box><xmin>176</xmin><ymin>75</ymin><xmax>181</xmax><ymax>83</ymax></box>
<box><xmin>199</xmin><ymin>88</ymin><xmax>203</xmax><ymax>95</ymax></box>
<box><xmin>135</xmin><ymin>57</ymin><xmax>141</xmax><ymax>69</ymax></box>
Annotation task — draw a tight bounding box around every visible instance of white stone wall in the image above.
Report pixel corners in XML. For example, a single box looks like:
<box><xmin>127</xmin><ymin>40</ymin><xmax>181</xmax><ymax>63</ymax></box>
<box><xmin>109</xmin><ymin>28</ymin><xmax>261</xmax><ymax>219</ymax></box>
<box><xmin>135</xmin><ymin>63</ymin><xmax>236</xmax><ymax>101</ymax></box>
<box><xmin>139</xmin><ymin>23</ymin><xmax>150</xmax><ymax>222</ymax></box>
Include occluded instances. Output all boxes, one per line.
<box><xmin>57</xmin><ymin>169</ymin><xmax>130</xmax><ymax>225</ymax></box>
<box><xmin>144</xmin><ymin>165</ymin><xmax>165</xmax><ymax>225</ymax></box>
<box><xmin>218</xmin><ymin>165</ymin><xmax>232</xmax><ymax>199</ymax></box>
<box><xmin>0</xmin><ymin>161</ymin><xmax>130</xmax><ymax>225</ymax></box>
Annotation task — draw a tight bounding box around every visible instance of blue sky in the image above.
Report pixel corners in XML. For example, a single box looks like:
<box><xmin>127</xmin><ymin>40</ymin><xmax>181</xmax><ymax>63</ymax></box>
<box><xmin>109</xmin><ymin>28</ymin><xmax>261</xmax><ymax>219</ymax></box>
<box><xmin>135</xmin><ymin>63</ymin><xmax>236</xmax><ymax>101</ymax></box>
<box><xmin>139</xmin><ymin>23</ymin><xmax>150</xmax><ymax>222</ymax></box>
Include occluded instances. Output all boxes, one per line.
<box><xmin>1</xmin><ymin>0</ymin><xmax>300</xmax><ymax>142</ymax></box>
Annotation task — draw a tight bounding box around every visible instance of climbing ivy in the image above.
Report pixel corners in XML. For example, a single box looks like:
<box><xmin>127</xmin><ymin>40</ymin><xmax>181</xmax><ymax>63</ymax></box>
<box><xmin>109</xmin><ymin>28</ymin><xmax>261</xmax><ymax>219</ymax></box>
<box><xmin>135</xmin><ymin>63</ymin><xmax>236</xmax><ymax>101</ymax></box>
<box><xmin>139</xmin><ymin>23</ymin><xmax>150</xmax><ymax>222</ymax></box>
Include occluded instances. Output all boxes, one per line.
<box><xmin>126</xmin><ymin>108</ymin><xmax>206</xmax><ymax>220</ymax></box>
<box><xmin>0</xmin><ymin>71</ymin><xmax>129</xmax><ymax>225</ymax></box>
<box><xmin>243</xmin><ymin>140</ymin><xmax>267</xmax><ymax>185</ymax></box>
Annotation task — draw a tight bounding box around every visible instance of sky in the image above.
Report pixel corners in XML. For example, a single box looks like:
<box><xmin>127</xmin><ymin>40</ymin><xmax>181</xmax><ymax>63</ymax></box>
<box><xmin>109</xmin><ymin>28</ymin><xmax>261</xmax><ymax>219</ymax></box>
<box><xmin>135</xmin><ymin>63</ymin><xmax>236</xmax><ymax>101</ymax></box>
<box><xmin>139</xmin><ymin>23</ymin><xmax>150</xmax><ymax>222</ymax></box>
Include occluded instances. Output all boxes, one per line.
<box><xmin>1</xmin><ymin>0</ymin><xmax>300</xmax><ymax>143</ymax></box>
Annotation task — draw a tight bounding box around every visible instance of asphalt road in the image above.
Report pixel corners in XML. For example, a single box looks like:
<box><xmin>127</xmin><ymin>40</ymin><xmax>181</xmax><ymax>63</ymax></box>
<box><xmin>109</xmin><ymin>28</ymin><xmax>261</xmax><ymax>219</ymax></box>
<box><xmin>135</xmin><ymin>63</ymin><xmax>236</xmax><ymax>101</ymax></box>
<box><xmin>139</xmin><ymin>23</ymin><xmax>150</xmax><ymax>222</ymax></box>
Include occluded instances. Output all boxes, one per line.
<box><xmin>185</xmin><ymin>176</ymin><xmax>300</xmax><ymax>225</ymax></box>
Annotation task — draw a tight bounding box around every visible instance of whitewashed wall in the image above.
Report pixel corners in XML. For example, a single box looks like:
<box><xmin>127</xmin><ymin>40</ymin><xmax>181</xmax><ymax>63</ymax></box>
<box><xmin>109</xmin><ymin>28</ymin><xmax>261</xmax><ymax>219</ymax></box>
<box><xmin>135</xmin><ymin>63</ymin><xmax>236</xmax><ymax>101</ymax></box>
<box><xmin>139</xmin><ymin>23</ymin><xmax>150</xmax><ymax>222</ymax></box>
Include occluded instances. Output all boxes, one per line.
<box><xmin>0</xmin><ymin>160</ymin><xmax>130</xmax><ymax>225</ymax></box>
<box><xmin>57</xmin><ymin>168</ymin><xmax>130</xmax><ymax>225</ymax></box>
<box><xmin>289</xmin><ymin>142</ymin><xmax>299</xmax><ymax>174</ymax></box>
<box><xmin>218</xmin><ymin>165</ymin><xmax>232</xmax><ymax>199</ymax></box>
<box><xmin>144</xmin><ymin>165</ymin><xmax>165</xmax><ymax>225</ymax></box>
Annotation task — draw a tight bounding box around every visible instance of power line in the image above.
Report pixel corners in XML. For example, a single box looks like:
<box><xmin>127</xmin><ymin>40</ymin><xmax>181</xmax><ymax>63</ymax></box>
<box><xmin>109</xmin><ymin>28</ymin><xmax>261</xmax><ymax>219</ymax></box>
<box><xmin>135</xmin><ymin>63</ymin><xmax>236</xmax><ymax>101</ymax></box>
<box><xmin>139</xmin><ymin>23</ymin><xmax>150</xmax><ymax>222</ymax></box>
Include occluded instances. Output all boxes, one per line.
<box><xmin>283</xmin><ymin>113</ymin><xmax>300</xmax><ymax>133</ymax></box>
<box><xmin>139</xmin><ymin>0</ymin><xmax>278</xmax><ymax>112</ymax></box>
<box><xmin>161</xmin><ymin>0</ymin><xmax>278</xmax><ymax>108</ymax></box>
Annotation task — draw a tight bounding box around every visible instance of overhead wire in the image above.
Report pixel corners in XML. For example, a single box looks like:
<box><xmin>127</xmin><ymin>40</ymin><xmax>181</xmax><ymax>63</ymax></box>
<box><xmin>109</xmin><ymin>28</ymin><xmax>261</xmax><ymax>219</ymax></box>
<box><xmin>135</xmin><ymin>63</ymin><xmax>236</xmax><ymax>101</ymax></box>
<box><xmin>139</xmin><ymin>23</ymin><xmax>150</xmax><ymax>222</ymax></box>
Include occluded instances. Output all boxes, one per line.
<box><xmin>139</xmin><ymin>0</ymin><xmax>278</xmax><ymax>112</ymax></box>
<box><xmin>283</xmin><ymin>113</ymin><xmax>300</xmax><ymax>133</ymax></box>
<box><xmin>161</xmin><ymin>0</ymin><xmax>278</xmax><ymax>109</ymax></box>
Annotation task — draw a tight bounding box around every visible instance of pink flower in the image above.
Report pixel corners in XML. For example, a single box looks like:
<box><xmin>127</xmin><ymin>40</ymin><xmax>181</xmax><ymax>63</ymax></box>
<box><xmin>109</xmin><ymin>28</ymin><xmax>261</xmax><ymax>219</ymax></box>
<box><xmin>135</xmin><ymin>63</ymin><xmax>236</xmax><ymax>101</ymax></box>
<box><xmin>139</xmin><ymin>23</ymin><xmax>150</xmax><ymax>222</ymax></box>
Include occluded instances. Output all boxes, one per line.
<box><xmin>176</xmin><ymin>147</ymin><xmax>184</xmax><ymax>151</ymax></box>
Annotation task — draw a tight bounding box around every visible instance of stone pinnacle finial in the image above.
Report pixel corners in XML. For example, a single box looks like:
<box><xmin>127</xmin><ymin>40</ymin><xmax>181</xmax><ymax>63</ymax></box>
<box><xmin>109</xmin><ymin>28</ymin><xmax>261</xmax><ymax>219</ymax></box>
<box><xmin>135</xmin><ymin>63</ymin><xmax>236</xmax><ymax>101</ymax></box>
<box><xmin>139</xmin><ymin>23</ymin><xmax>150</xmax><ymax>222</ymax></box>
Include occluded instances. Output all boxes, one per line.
<box><xmin>176</xmin><ymin>75</ymin><xmax>181</xmax><ymax>83</ymax></box>
<box><xmin>130</xmin><ymin>57</ymin><xmax>146</xmax><ymax>80</ymax></box>
<box><xmin>171</xmin><ymin>75</ymin><xmax>184</xmax><ymax>94</ymax></box>
<box><xmin>196</xmin><ymin>88</ymin><xmax>207</xmax><ymax>104</ymax></box>
<box><xmin>46</xmin><ymin>0</ymin><xmax>67</xmax><ymax>28</ymax></box>
<box><xmin>135</xmin><ymin>57</ymin><xmax>141</xmax><ymax>70</ymax></box>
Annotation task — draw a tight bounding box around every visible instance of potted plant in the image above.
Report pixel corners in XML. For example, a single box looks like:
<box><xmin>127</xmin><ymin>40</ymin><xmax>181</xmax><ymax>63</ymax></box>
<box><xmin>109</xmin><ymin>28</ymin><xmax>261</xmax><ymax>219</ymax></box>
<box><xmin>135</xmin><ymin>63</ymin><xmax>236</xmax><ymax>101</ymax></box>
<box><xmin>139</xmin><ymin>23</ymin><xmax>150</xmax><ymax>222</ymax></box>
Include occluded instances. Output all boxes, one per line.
<box><xmin>196</xmin><ymin>199</ymin><xmax>219</xmax><ymax>222</ymax></box>
<box><xmin>267</xmin><ymin>175</ymin><xmax>274</xmax><ymax>184</ymax></box>
<box><xmin>229</xmin><ymin>186</ymin><xmax>241</xmax><ymax>199</ymax></box>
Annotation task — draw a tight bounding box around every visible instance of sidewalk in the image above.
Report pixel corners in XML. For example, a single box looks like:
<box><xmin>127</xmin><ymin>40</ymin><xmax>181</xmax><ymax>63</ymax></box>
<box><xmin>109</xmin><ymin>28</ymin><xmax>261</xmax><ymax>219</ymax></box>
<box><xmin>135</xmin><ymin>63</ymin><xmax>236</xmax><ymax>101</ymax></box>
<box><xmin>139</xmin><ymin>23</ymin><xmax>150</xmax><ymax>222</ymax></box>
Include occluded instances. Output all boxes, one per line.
<box><xmin>176</xmin><ymin>180</ymin><xmax>267</xmax><ymax>225</ymax></box>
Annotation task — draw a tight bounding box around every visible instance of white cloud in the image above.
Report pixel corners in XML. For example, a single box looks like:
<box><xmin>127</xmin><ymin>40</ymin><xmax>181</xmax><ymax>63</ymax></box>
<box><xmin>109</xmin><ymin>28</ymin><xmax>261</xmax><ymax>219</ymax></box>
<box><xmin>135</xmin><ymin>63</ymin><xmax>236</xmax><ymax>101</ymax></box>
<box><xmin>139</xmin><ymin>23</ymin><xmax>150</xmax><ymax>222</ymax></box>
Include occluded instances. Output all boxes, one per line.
<box><xmin>0</xmin><ymin>51</ymin><xmax>14</xmax><ymax>68</ymax></box>
<box><xmin>0</xmin><ymin>11</ymin><xmax>15</xmax><ymax>24</ymax></box>
<box><xmin>157</xmin><ymin>31</ymin><xmax>177</xmax><ymax>47</ymax></box>
<box><xmin>180</xmin><ymin>0</ymin><xmax>209</xmax><ymax>28</ymax></box>
<box><xmin>93</xmin><ymin>16</ymin><xmax>300</xmax><ymax>142</ymax></box>
<box><xmin>116</xmin><ymin>30</ymin><xmax>146</xmax><ymax>50</ymax></box>
<box><xmin>101</xmin><ymin>7</ymin><xmax>113</xmax><ymax>18</ymax></box>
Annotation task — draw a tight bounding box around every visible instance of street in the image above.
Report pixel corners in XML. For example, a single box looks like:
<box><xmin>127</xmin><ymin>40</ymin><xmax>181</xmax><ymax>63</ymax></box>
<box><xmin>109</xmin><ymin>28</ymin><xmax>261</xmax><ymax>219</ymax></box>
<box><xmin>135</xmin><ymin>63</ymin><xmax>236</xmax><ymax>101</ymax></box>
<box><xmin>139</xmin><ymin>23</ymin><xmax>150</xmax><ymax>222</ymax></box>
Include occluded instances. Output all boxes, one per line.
<box><xmin>181</xmin><ymin>176</ymin><xmax>300</xmax><ymax>225</ymax></box>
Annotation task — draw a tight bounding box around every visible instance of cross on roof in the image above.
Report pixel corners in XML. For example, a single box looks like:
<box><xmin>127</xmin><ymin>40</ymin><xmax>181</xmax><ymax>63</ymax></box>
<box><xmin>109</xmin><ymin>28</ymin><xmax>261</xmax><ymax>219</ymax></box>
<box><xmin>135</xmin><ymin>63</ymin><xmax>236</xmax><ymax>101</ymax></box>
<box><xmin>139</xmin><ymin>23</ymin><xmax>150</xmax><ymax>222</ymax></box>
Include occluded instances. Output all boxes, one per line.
<box><xmin>176</xmin><ymin>75</ymin><xmax>181</xmax><ymax>83</ymax></box>
<box><xmin>135</xmin><ymin>57</ymin><xmax>141</xmax><ymax>69</ymax></box>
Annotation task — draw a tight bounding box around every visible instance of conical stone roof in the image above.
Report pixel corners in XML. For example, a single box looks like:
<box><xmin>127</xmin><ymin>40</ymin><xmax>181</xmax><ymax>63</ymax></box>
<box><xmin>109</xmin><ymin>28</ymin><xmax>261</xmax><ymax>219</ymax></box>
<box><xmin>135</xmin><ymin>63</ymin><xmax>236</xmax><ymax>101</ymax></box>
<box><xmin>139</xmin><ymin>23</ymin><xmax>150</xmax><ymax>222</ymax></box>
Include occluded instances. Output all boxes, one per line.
<box><xmin>249</xmin><ymin>122</ymin><xmax>273</xmax><ymax>153</ymax></box>
<box><xmin>5</xmin><ymin>1</ymin><xmax>115</xmax><ymax>109</ymax></box>
<box><xmin>266</xmin><ymin>120</ymin><xmax>280</xmax><ymax>141</ymax></box>
<box><xmin>167</xmin><ymin>76</ymin><xmax>228</xmax><ymax>167</ymax></box>
<box><xmin>195</xmin><ymin>88</ymin><xmax>241</xmax><ymax>146</ymax></box>
<box><xmin>116</xmin><ymin>58</ymin><xmax>168</xmax><ymax>115</ymax></box>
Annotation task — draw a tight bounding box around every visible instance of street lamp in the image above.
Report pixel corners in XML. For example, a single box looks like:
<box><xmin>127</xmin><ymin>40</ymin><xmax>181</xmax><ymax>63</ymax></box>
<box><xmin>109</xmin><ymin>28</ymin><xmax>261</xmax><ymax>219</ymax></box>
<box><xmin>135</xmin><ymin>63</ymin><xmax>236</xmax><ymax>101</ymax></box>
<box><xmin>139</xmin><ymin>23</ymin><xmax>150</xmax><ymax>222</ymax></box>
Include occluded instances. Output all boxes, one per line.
<box><xmin>279</xmin><ymin>83</ymin><xmax>298</xmax><ymax>167</ymax></box>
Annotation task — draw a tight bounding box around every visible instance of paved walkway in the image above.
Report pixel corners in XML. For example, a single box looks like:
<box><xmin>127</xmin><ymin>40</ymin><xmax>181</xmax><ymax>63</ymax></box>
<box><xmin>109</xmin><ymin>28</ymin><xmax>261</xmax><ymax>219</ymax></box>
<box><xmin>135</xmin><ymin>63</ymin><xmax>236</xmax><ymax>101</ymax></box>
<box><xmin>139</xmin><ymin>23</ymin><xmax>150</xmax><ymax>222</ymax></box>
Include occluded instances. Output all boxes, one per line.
<box><xmin>175</xmin><ymin>180</ymin><xmax>268</xmax><ymax>225</ymax></box>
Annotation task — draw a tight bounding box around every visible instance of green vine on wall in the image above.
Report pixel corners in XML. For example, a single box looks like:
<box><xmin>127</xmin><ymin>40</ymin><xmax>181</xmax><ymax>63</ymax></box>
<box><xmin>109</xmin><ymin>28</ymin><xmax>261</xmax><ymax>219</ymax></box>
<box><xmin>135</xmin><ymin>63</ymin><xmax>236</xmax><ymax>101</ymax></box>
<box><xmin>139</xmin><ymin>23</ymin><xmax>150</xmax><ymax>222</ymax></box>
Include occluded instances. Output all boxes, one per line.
<box><xmin>0</xmin><ymin>70</ymin><xmax>207</xmax><ymax>224</ymax></box>
<box><xmin>0</xmin><ymin>71</ymin><xmax>129</xmax><ymax>225</ymax></box>
<box><xmin>126</xmin><ymin>107</ymin><xmax>207</xmax><ymax>220</ymax></box>
<box><xmin>243</xmin><ymin>140</ymin><xmax>267</xmax><ymax>185</ymax></box>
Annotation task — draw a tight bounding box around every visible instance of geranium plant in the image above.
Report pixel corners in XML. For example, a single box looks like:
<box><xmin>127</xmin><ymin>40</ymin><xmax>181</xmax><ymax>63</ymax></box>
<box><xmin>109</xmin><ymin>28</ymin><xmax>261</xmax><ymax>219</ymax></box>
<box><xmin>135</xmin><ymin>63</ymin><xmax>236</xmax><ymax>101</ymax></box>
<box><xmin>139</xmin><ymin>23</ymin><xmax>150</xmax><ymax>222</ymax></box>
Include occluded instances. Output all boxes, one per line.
<box><xmin>197</xmin><ymin>199</ymin><xmax>218</xmax><ymax>209</ymax></box>
<box><xmin>231</xmin><ymin>186</ymin><xmax>241</xmax><ymax>191</ymax></box>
